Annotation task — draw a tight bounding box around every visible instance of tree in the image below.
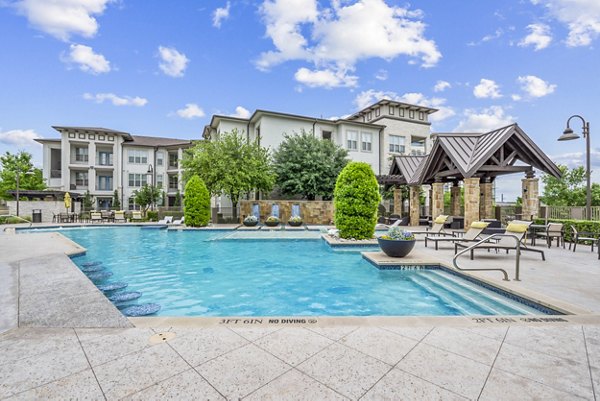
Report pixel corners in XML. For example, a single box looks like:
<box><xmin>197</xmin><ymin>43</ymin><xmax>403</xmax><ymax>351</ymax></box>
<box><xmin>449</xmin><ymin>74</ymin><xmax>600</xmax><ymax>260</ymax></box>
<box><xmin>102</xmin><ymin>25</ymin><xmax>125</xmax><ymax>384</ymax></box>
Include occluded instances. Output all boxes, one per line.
<box><xmin>82</xmin><ymin>190</ymin><xmax>94</xmax><ymax>211</ymax></box>
<box><xmin>272</xmin><ymin>130</ymin><xmax>349</xmax><ymax>200</ymax></box>
<box><xmin>541</xmin><ymin>165</ymin><xmax>594</xmax><ymax>206</ymax></box>
<box><xmin>174</xmin><ymin>190</ymin><xmax>182</xmax><ymax>207</ymax></box>
<box><xmin>112</xmin><ymin>189</ymin><xmax>121</xmax><ymax>210</ymax></box>
<box><xmin>183</xmin><ymin>129</ymin><xmax>275</xmax><ymax>220</ymax></box>
<box><xmin>0</xmin><ymin>151</ymin><xmax>45</xmax><ymax>199</ymax></box>
<box><xmin>184</xmin><ymin>175</ymin><xmax>211</xmax><ymax>227</ymax></box>
<box><xmin>133</xmin><ymin>184</ymin><xmax>161</xmax><ymax>215</ymax></box>
<box><xmin>334</xmin><ymin>162</ymin><xmax>381</xmax><ymax>239</ymax></box>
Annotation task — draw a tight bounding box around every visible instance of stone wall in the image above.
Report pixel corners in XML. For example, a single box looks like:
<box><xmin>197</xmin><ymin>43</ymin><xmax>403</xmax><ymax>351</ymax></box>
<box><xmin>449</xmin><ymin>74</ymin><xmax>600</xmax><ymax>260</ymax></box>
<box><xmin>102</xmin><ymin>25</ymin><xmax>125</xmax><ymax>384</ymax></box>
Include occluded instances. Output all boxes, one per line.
<box><xmin>521</xmin><ymin>177</ymin><xmax>539</xmax><ymax>220</ymax></box>
<box><xmin>431</xmin><ymin>182</ymin><xmax>444</xmax><ymax>218</ymax></box>
<box><xmin>409</xmin><ymin>186</ymin><xmax>420</xmax><ymax>226</ymax></box>
<box><xmin>480</xmin><ymin>181</ymin><xmax>494</xmax><ymax>219</ymax></box>
<box><xmin>7</xmin><ymin>200</ymin><xmax>81</xmax><ymax>223</ymax></box>
<box><xmin>463</xmin><ymin>177</ymin><xmax>480</xmax><ymax>228</ymax></box>
<box><xmin>239</xmin><ymin>200</ymin><xmax>334</xmax><ymax>224</ymax></box>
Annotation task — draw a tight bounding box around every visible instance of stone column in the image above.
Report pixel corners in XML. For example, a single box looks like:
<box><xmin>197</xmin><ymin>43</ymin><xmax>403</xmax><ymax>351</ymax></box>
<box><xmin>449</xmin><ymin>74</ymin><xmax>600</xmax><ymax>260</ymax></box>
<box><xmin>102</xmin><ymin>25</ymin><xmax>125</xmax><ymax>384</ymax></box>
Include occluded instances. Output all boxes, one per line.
<box><xmin>431</xmin><ymin>182</ymin><xmax>445</xmax><ymax>219</ymax></box>
<box><xmin>521</xmin><ymin>173</ymin><xmax>539</xmax><ymax>220</ymax></box>
<box><xmin>480</xmin><ymin>178</ymin><xmax>494</xmax><ymax>219</ymax></box>
<box><xmin>409</xmin><ymin>185</ymin><xmax>420</xmax><ymax>226</ymax></box>
<box><xmin>393</xmin><ymin>186</ymin><xmax>402</xmax><ymax>214</ymax></box>
<box><xmin>463</xmin><ymin>177</ymin><xmax>480</xmax><ymax>229</ymax></box>
<box><xmin>450</xmin><ymin>183</ymin><xmax>461</xmax><ymax>216</ymax></box>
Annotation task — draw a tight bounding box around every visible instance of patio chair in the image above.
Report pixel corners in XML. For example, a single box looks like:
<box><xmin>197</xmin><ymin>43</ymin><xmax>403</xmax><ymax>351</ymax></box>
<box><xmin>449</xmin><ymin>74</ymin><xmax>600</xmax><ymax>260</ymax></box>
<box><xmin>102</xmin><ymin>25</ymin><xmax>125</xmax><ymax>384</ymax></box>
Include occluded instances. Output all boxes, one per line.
<box><xmin>533</xmin><ymin>223</ymin><xmax>564</xmax><ymax>248</ymax></box>
<box><xmin>425</xmin><ymin>221</ymin><xmax>489</xmax><ymax>250</ymax></box>
<box><xmin>131</xmin><ymin>211</ymin><xmax>143</xmax><ymax>222</ymax></box>
<box><xmin>569</xmin><ymin>225</ymin><xmax>597</xmax><ymax>252</ymax></box>
<box><xmin>411</xmin><ymin>215</ymin><xmax>450</xmax><ymax>235</ymax></box>
<box><xmin>172</xmin><ymin>216</ymin><xmax>185</xmax><ymax>225</ymax></box>
<box><xmin>158</xmin><ymin>215</ymin><xmax>173</xmax><ymax>224</ymax></box>
<box><xmin>90</xmin><ymin>212</ymin><xmax>102</xmax><ymax>223</ymax></box>
<box><xmin>114</xmin><ymin>211</ymin><xmax>126</xmax><ymax>223</ymax></box>
<box><xmin>455</xmin><ymin>221</ymin><xmax>545</xmax><ymax>261</ymax></box>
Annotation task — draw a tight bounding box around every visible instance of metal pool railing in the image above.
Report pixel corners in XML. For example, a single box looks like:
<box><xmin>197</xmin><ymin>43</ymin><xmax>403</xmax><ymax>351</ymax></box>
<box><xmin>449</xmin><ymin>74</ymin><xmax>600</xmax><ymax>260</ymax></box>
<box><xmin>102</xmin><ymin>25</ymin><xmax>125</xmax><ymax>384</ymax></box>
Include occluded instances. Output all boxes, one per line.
<box><xmin>453</xmin><ymin>234</ymin><xmax>523</xmax><ymax>281</ymax></box>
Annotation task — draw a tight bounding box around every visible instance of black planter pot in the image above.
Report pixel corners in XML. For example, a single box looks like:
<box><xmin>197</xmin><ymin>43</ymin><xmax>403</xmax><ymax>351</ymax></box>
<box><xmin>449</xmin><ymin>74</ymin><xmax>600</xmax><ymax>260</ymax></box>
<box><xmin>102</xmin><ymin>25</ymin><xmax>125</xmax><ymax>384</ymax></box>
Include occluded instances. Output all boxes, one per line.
<box><xmin>265</xmin><ymin>220</ymin><xmax>279</xmax><ymax>227</ymax></box>
<box><xmin>377</xmin><ymin>238</ymin><xmax>416</xmax><ymax>257</ymax></box>
<box><xmin>288</xmin><ymin>220</ymin><xmax>303</xmax><ymax>227</ymax></box>
<box><xmin>243</xmin><ymin>220</ymin><xmax>258</xmax><ymax>227</ymax></box>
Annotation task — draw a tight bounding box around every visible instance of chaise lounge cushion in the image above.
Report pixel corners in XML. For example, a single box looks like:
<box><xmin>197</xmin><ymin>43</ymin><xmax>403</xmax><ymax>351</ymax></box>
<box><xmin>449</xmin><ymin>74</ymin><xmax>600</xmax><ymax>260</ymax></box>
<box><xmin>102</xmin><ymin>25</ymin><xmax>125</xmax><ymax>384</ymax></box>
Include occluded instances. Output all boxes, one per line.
<box><xmin>434</xmin><ymin>215</ymin><xmax>449</xmax><ymax>224</ymax></box>
<box><xmin>470</xmin><ymin>221</ymin><xmax>489</xmax><ymax>229</ymax></box>
<box><xmin>506</xmin><ymin>222</ymin><xmax>528</xmax><ymax>233</ymax></box>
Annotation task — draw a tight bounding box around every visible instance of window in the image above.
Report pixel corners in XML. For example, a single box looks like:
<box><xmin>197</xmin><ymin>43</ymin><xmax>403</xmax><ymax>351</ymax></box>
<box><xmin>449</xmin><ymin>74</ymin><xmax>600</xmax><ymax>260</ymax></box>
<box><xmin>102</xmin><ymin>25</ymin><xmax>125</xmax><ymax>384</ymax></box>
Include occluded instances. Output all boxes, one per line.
<box><xmin>361</xmin><ymin>132</ymin><xmax>372</xmax><ymax>152</ymax></box>
<box><xmin>128</xmin><ymin>197</ymin><xmax>140</xmax><ymax>211</ymax></box>
<box><xmin>409</xmin><ymin>110</ymin><xmax>415</xmax><ymax>119</ymax></box>
<box><xmin>68</xmin><ymin>132</ymin><xmax>76</xmax><ymax>138</ymax></box>
<box><xmin>108</xmin><ymin>136</ymin><xmax>114</xmax><ymax>141</ymax></box>
<box><xmin>75</xmin><ymin>171</ymin><xmax>88</xmax><ymax>186</ymax></box>
<box><xmin>128</xmin><ymin>173</ymin><xmax>144</xmax><ymax>187</ymax></box>
<box><xmin>375</xmin><ymin>108</ymin><xmax>380</xmax><ymax>117</ymax></box>
<box><xmin>97</xmin><ymin>151</ymin><xmax>113</xmax><ymax>166</ymax></box>
<box><xmin>89</xmin><ymin>134</ymin><xmax>95</xmax><ymax>140</ymax></box>
<box><xmin>389</xmin><ymin>106</ymin><xmax>395</xmax><ymax>115</ymax></box>
<box><xmin>411</xmin><ymin>137</ymin><xmax>426</xmax><ymax>155</ymax></box>
<box><xmin>367</xmin><ymin>112</ymin><xmax>372</xmax><ymax>121</ymax></box>
<box><xmin>98</xmin><ymin>134</ymin><xmax>105</xmax><ymax>141</ymax></box>
<box><xmin>419</xmin><ymin>111</ymin><xmax>425</xmax><ymax>120</ymax></box>
<box><xmin>156</xmin><ymin>152</ymin><xmax>164</xmax><ymax>166</ymax></box>
<box><xmin>169</xmin><ymin>152</ymin><xmax>178</xmax><ymax>168</ymax></box>
<box><xmin>97</xmin><ymin>175</ymin><xmax>113</xmax><ymax>191</ymax></box>
<box><xmin>156</xmin><ymin>174</ymin><xmax>164</xmax><ymax>189</ymax></box>
<box><xmin>128</xmin><ymin>149</ymin><xmax>148</xmax><ymax>164</ymax></box>
<box><xmin>347</xmin><ymin>131</ymin><xmax>358</xmax><ymax>150</ymax></box>
<box><xmin>168</xmin><ymin>174</ymin><xmax>178</xmax><ymax>190</ymax></box>
<box><xmin>389</xmin><ymin>135</ymin><xmax>405</xmax><ymax>153</ymax></box>
<box><xmin>78</xmin><ymin>133</ymin><xmax>85</xmax><ymax>139</ymax></box>
<box><xmin>75</xmin><ymin>147</ymin><xmax>88</xmax><ymax>162</ymax></box>
<box><xmin>322</xmin><ymin>131</ymin><xmax>332</xmax><ymax>141</ymax></box>
<box><xmin>399</xmin><ymin>108</ymin><xmax>405</xmax><ymax>117</ymax></box>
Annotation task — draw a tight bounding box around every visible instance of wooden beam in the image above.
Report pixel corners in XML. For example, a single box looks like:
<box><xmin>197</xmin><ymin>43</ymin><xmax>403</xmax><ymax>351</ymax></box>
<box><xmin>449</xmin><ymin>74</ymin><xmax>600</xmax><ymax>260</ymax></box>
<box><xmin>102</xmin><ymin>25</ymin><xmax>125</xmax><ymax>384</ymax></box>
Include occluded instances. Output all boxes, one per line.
<box><xmin>478</xmin><ymin>165</ymin><xmax>532</xmax><ymax>172</ymax></box>
<box><xmin>434</xmin><ymin>169</ymin><xmax>461</xmax><ymax>178</ymax></box>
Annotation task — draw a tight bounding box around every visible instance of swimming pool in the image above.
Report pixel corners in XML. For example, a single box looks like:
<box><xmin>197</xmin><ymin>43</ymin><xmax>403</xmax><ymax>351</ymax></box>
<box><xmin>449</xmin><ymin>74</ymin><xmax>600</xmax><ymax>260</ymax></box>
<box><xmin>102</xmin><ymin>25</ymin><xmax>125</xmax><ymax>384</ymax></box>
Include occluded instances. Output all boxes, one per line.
<box><xmin>45</xmin><ymin>227</ymin><xmax>553</xmax><ymax>316</ymax></box>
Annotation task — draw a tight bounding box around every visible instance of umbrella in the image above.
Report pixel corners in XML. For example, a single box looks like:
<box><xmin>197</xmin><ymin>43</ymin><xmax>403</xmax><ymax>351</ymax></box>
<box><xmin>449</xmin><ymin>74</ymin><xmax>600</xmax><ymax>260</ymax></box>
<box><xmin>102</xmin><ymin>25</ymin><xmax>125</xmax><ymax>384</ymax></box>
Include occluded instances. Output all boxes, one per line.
<box><xmin>64</xmin><ymin>192</ymin><xmax>71</xmax><ymax>211</ymax></box>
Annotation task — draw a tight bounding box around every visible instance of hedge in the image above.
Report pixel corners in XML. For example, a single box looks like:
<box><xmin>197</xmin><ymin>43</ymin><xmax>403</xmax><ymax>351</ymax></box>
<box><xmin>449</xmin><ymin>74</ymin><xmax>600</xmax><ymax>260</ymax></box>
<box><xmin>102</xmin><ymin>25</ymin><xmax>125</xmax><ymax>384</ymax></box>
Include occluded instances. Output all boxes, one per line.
<box><xmin>534</xmin><ymin>218</ymin><xmax>600</xmax><ymax>243</ymax></box>
<box><xmin>184</xmin><ymin>175</ymin><xmax>211</xmax><ymax>227</ymax></box>
<box><xmin>334</xmin><ymin>161</ymin><xmax>380</xmax><ymax>239</ymax></box>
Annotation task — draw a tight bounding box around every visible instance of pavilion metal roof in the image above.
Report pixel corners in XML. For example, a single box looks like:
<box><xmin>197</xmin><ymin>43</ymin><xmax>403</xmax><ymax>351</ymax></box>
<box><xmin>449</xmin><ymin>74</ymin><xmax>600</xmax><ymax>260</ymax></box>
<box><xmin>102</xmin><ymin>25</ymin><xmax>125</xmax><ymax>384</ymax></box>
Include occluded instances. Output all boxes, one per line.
<box><xmin>386</xmin><ymin>123</ymin><xmax>561</xmax><ymax>185</ymax></box>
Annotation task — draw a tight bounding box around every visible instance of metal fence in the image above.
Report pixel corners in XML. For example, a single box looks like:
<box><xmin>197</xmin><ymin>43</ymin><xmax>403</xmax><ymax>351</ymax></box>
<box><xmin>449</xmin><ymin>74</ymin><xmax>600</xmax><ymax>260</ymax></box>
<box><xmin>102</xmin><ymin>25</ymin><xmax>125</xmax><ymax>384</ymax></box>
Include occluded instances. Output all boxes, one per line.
<box><xmin>543</xmin><ymin>206</ymin><xmax>600</xmax><ymax>221</ymax></box>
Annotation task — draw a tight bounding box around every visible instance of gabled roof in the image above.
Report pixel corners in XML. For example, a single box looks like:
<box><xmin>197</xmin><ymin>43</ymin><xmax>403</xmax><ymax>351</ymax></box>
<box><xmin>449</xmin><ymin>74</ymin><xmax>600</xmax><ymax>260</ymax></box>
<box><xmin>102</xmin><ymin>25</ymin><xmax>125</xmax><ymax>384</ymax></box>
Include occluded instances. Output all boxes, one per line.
<box><xmin>52</xmin><ymin>126</ymin><xmax>133</xmax><ymax>140</ymax></box>
<box><xmin>388</xmin><ymin>155</ymin><xmax>428</xmax><ymax>185</ymax></box>
<box><xmin>389</xmin><ymin>123</ymin><xmax>561</xmax><ymax>185</ymax></box>
<box><xmin>126</xmin><ymin>135</ymin><xmax>194</xmax><ymax>148</ymax></box>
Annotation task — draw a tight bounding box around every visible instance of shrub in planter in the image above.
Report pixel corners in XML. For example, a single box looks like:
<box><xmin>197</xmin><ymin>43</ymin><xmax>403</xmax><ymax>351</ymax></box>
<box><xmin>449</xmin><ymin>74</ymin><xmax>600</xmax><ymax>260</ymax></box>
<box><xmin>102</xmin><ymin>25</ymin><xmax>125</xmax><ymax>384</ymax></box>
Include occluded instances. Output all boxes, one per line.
<box><xmin>147</xmin><ymin>211</ymin><xmax>159</xmax><ymax>222</ymax></box>
<box><xmin>288</xmin><ymin>215</ymin><xmax>303</xmax><ymax>226</ymax></box>
<box><xmin>265</xmin><ymin>216</ymin><xmax>280</xmax><ymax>226</ymax></box>
<box><xmin>333</xmin><ymin>161</ymin><xmax>380</xmax><ymax>240</ymax></box>
<box><xmin>184</xmin><ymin>175</ymin><xmax>211</xmax><ymax>227</ymax></box>
<box><xmin>243</xmin><ymin>215</ymin><xmax>258</xmax><ymax>226</ymax></box>
<box><xmin>378</xmin><ymin>227</ymin><xmax>416</xmax><ymax>257</ymax></box>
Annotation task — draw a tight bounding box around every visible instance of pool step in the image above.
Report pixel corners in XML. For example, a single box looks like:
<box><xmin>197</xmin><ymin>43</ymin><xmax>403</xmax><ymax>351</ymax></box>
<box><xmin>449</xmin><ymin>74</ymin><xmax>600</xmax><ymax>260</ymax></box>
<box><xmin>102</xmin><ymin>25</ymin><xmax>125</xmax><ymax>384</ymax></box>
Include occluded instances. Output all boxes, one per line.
<box><xmin>407</xmin><ymin>274</ymin><xmax>483</xmax><ymax>315</ymax></box>
<box><xmin>428</xmin><ymin>270</ymin><xmax>535</xmax><ymax>315</ymax></box>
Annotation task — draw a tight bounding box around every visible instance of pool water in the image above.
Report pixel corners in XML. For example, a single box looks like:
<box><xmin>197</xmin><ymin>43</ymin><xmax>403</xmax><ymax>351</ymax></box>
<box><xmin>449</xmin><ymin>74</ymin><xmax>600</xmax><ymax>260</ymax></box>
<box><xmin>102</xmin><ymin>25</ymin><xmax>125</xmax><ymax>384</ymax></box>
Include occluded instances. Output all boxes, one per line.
<box><xmin>51</xmin><ymin>227</ymin><xmax>548</xmax><ymax>317</ymax></box>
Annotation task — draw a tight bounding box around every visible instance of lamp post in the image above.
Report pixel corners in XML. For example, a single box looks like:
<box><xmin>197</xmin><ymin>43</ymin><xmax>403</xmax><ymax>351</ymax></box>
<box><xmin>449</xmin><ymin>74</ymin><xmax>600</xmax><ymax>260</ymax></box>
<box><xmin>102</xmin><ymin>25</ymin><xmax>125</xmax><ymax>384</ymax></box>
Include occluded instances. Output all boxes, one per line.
<box><xmin>147</xmin><ymin>164</ymin><xmax>154</xmax><ymax>210</ymax></box>
<box><xmin>558</xmin><ymin>115</ymin><xmax>591</xmax><ymax>219</ymax></box>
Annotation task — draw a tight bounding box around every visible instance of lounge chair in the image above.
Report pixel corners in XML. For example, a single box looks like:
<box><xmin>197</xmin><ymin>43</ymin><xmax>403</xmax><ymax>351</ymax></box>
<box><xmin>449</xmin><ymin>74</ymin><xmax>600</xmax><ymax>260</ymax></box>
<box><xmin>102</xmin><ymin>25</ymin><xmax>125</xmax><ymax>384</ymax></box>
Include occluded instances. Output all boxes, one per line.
<box><xmin>158</xmin><ymin>216</ymin><xmax>173</xmax><ymax>224</ymax></box>
<box><xmin>90</xmin><ymin>212</ymin><xmax>102</xmax><ymax>223</ymax></box>
<box><xmin>411</xmin><ymin>215</ymin><xmax>450</xmax><ymax>235</ymax></box>
<box><xmin>569</xmin><ymin>225</ymin><xmax>597</xmax><ymax>252</ymax></box>
<box><xmin>425</xmin><ymin>221</ymin><xmax>489</xmax><ymax>250</ymax></box>
<box><xmin>172</xmin><ymin>216</ymin><xmax>185</xmax><ymax>225</ymax></box>
<box><xmin>533</xmin><ymin>222</ymin><xmax>564</xmax><ymax>248</ymax></box>
<box><xmin>455</xmin><ymin>221</ymin><xmax>545</xmax><ymax>260</ymax></box>
<box><xmin>114</xmin><ymin>211</ymin><xmax>126</xmax><ymax>223</ymax></box>
<box><xmin>131</xmin><ymin>211</ymin><xmax>143</xmax><ymax>222</ymax></box>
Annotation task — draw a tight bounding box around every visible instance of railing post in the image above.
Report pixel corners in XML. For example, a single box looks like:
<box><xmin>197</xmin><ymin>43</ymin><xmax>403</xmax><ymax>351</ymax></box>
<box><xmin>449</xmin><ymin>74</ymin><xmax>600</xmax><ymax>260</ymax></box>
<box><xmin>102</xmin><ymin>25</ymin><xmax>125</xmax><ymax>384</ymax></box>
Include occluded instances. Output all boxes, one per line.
<box><xmin>514</xmin><ymin>239</ymin><xmax>521</xmax><ymax>281</ymax></box>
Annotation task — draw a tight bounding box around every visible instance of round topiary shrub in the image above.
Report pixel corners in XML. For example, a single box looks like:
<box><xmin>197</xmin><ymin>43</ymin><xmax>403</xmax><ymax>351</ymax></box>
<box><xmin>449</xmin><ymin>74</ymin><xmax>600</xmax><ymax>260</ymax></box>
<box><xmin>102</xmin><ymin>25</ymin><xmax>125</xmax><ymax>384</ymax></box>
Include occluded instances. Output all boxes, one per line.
<box><xmin>184</xmin><ymin>175</ymin><xmax>211</xmax><ymax>227</ymax></box>
<box><xmin>333</xmin><ymin>161</ymin><xmax>381</xmax><ymax>239</ymax></box>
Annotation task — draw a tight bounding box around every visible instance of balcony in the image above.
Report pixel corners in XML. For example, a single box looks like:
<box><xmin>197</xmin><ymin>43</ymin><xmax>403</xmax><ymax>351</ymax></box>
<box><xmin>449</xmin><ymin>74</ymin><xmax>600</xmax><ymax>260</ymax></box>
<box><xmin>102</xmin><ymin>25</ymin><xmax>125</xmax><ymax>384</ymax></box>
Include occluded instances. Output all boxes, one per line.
<box><xmin>51</xmin><ymin>169</ymin><xmax>62</xmax><ymax>178</ymax></box>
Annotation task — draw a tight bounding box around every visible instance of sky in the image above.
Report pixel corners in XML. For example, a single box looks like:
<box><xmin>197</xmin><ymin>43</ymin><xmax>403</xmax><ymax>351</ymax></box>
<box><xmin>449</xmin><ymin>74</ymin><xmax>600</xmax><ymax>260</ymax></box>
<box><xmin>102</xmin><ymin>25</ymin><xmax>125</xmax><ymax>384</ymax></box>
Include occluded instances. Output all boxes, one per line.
<box><xmin>0</xmin><ymin>0</ymin><xmax>599</xmax><ymax>201</ymax></box>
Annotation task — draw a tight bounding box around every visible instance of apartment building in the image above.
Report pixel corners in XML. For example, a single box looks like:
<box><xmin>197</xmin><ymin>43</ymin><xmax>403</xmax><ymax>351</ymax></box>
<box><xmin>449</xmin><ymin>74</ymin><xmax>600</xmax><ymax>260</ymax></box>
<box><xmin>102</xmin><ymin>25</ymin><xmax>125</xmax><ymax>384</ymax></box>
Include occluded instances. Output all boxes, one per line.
<box><xmin>203</xmin><ymin>99</ymin><xmax>437</xmax><ymax>175</ymax></box>
<box><xmin>36</xmin><ymin>126</ymin><xmax>193</xmax><ymax>210</ymax></box>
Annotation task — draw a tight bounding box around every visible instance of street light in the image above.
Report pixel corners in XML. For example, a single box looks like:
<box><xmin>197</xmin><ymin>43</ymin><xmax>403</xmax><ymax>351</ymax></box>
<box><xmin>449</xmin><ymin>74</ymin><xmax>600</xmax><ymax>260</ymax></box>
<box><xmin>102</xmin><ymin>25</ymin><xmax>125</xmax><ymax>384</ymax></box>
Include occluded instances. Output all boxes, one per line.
<box><xmin>147</xmin><ymin>164</ymin><xmax>154</xmax><ymax>210</ymax></box>
<box><xmin>558</xmin><ymin>115</ymin><xmax>591</xmax><ymax>219</ymax></box>
<box><xmin>15</xmin><ymin>169</ymin><xmax>34</xmax><ymax>216</ymax></box>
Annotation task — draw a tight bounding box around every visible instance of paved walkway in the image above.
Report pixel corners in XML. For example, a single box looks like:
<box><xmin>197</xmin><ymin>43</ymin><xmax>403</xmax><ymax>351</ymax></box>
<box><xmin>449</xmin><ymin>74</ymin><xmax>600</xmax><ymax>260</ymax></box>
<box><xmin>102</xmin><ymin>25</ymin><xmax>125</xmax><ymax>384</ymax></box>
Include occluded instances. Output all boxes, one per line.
<box><xmin>1</xmin><ymin>225</ymin><xmax>599</xmax><ymax>400</ymax></box>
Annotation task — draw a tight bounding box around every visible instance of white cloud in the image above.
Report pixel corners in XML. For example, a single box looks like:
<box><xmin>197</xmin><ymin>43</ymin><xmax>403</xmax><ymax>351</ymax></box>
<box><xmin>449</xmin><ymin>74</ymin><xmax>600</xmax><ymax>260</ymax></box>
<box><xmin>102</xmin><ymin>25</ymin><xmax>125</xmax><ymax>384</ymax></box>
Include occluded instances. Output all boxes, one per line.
<box><xmin>212</xmin><ymin>2</ymin><xmax>230</xmax><ymax>28</ymax></box>
<box><xmin>531</xmin><ymin>0</ymin><xmax>600</xmax><ymax>47</ymax></box>
<box><xmin>473</xmin><ymin>78</ymin><xmax>502</xmax><ymax>99</ymax></box>
<box><xmin>511</xmin><ymin>94</ymin><xmax>522</xmax><ymax>101</ymax></box>
<box><xmin>176</xmin><ymin>103</ymin><xmax>205</xmax><ymax>119</ymax></box>
<box><xmin>294</xmin><ymin>67</ymin><xmax>358</xmax><ymax>88</ymax></box>
<box><xmin>353</xmin><ymin>89</ymin><xmax>455</xmax><ymax>122</ymax></box>
<box><xmin>517</xmin><ymin>75</ymin><xmax>557</xmax><ymax>97</ymax></box>
<box><xmin>257</xmin><ymin>0</ymin><xmax>440</xmax><ymax>88</ymax></box>
<box><xmin>0</xmin><ymin>129</ymin><xmax>41</xmax><ymax>146</ymax></box>
<box><xmin>454</xmin><ymin>106</ymin><xmax>515</xmax><ymax>132</ymax></box>
<box><xmin>375</xmin><ymin>69</ymin><xmax>388</xmax><ymax>81</ymax></box>
<box><xmin>518</xmin><ymin>23</ymin><xmax>552</xmax><ymax>50</ymax></box>
<box><xmin>467</xmin><ymin>28</ymin><xmax>504</xmax><ymax>46</ymax></box>
<box><xmin>433</xmin><ymin>80</ymin><xmax>451</xmax><ymax>92</ymax></box>
<box><xmin>157</xmin><ymin>46</ymin><xmax>189</xmax><ymax>78</ymax></box>
<box><xmin>83</xmin><ymin>93</ymin><xmax>148</xmax><ymax>107</ymax></box>
<box><xmin>13</xmin><ymin>0</ymin><xmax>114</xmax><ymax>41</ymax></box>
<box><xmin>231</xmin><ymin>106</ymin><xmax>251</xmax><ymax>118</ymax></box>
<box><xmin>62</xmin><ymin>44</ymin><xmax>110</xmax><ymax>74</ymax></box>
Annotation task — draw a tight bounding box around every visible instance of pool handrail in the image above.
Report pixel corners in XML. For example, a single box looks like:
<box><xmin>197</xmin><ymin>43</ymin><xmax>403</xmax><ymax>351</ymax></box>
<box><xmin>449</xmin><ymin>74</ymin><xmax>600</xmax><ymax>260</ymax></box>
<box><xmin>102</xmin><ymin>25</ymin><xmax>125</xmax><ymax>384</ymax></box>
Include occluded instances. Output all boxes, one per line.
<box><xmin>453</xmin><ymin>233</ymin><xmax>522</xmax><ymax>281</ymax></box>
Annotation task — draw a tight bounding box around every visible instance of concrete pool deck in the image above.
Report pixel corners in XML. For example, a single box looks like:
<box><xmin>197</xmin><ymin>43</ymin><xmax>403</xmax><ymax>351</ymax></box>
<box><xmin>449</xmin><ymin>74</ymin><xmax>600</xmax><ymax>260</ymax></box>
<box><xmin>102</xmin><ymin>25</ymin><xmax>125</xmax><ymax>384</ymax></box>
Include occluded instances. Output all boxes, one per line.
<box><xmin>1</xmin><ymin>224</ymin><xmax>600</xmax><ymax>400</ymax></box>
